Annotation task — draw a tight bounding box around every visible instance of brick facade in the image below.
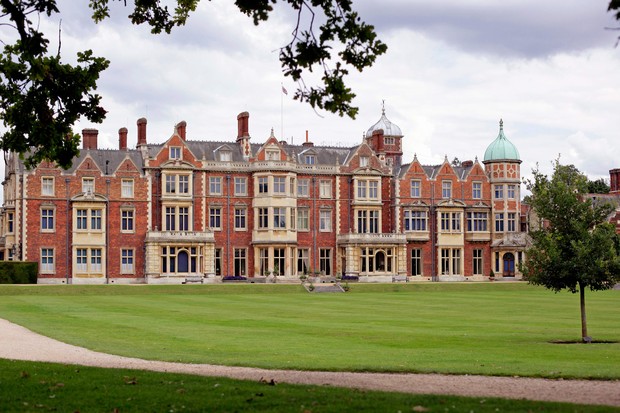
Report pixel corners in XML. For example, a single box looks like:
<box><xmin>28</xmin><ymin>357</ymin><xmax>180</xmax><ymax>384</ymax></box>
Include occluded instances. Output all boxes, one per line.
<box><xmin>0</xmin><ymin>111</ymin><xmax>529</xmax><ymax>283</ymax></box>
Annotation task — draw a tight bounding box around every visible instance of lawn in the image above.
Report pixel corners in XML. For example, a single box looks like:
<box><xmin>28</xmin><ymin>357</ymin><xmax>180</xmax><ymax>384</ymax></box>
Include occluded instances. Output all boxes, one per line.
<box><xmin>0</xmin><ymin>283</ymin><xmax>618</xmax><ymax>379</ymax></box>
<box><xmin>4</xmin><ymin>359</ymin><xmax>618</xmax><ymax>413</ymax></box>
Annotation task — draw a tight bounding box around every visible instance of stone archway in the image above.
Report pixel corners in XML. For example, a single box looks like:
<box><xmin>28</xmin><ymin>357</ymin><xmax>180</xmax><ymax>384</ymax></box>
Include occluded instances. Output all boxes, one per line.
<box><xmin>503</xmin><ymin>252</ymin><xmax>515</xmax><ymax>276</ymax></box>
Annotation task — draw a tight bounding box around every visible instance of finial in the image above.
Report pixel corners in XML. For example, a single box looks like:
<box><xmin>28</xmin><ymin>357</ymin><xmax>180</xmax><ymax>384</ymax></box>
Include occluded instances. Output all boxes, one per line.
<box><xmin>413</xmin><ymin>153</ymin><xmax>418</xmax><ymax>161</ymax></box>
<box><xmin>270</xmin><ymin>128</ymin><xmax>275</xmax><ymax>138</ymax></box>
<box><xmin>444</xmin><ymin>154</ymin><xmax>448</xmax><ymax>162</ymax></box>
<box><xmin>499</xmin><ymin>118</ymin><xmax>504</xmax><ymax>131</ymax></box>
<box><xmin>382</xmin><ymin>100</ymin><xmax>385</xmax><ymax>116</ymax></box>
<box><xmin>475</xmin><ymin>155</ymin><xmax>478</xmax><ymax>162</ymax></box>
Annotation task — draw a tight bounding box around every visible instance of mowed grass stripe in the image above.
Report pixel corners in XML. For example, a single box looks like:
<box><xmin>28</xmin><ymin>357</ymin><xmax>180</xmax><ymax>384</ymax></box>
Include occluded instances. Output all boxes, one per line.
<box><xmin>0</xmin><ymin>284</ymin><xmax>618</xmax><ymax>378</ymax></box>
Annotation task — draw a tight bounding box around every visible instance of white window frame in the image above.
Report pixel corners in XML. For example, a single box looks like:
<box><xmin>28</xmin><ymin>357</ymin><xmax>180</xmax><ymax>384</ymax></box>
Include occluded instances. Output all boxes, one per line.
<box><xmin>411</xmin><ymin>248</ymin><xmax>422</xmax><ymax>276</ymax></box>
<box><xmin>121</xmin><ymin>248</ymin><xmax>135</xmax><ymax>274</ymax></box>
<box><xmin>82</xmin><ymin>178</ymin><xmax>95</xmax><ymax>194</ymax></box>
<box><xmin>410</xmin><ymin>180</ymin><xmax>421</xmax><ymax>198</ymax></box>
<box><xmin>209</xmin><ymin>207</ymin><xmax>222</xmax><ymax>230</ymax></box>
<box><xmin>41</xmin><ymin>177</ymin><xmax>54</xmax><ymax>196</ymax></box>
<box><xmin>121</xmin><ymin>209</ymin><xmax>135</xmax><ymax>233</ymax></box>
<box><xmin>297</xmin><ymin>179</ymin><xmax>309</xmax><ymax>197</ymax></box>
<box><xmin>234</xmin><ymin>177</ymin><xmax>247</xmax><ymax>196</ymax></box>
<box><xmin>404</xmin><ymin>210</ymin><xmax>427</xmax><ymax>231</ymax></box>
<box><xmin>360</xmin><ymin>156</ymin><xmax>369</xmax><ymax>167</ymax></box>
<box><xmin>41</xmin><ymin>207</ymin><xmax>55</xmax><ymax>232</ymax></box>
<box><xmin>121</xmin><ymin>179</ymin><xmax>134</xmax><ymax>198</ymax></box>
<box><xmin>297</xmin><ymin>208</ymin><xmax>309</xmax><ymax>231</ymax></box>
<box><xmin>319</xmin><ymin>180</ymin><xmax>332</xmax><ymax>198</ymax></box>
<box><xmin>273</xmin><ymin>176</ymin><xmax>286</xmax><ymax>194</ymax></box>
<box><xmin>442</xmin><ymin>181</ymin><xmax>452</xmax><ymax>199</ymax></box>
<box><xmin>170</xmin><ymin>146</ymin><xmax>182</xmax><ymax>159</ymax></box>
<box><xmin>209</xmin><ymin>176</ymin><xmax>222</xmax><ymax>195</ymax></box>
<box><xmin>319</xmin><ymin>209</ymin><xmax>332</xmax><ymax>232</ymax></box>
<box><xmin>40</xmin><ymin>248</ymin><xmax>54</xmax><ymax>273</ymax></box>
<box><xmin>234</xmin><ymin>207</ymin><xmax>247</xmax><ymax>230</ymax></box>
<box><xmin>472</xmin><ymin>182</ymin><xmax>482</xmax><ymax>199</ymax></box>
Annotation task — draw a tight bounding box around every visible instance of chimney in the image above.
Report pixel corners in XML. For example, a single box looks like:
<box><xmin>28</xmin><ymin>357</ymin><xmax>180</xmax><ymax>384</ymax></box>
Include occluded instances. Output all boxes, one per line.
<box><xmin>137</xmin><ymin>118</ymin><xmax>147</xmax><ymax>146</ymax></box>
<box><xmin>302</xmin><ymin>130</ymin><xmax>314</xmax><ymax>147</ymax></box>
<box><xmin>176</xmin><ymin>121</ymin><xmax>187</xmax><ymax>141</ymax></box>
<box><xmin>373</xmin><ymin>129</ymin><xmax>384</xmax><ymax>153</ymax></box>
<box><xmin>118</xmin><ymin>127</ymin><xmax>128</xmax><ymax>150</ymax></box>
<box><xmin>461</xmin><ymin>160</ymin><xmax>474</xmax><ymax>168</ymax></box>
<box><xmin>82</xmin><ymin>128</ymin><xmax>98</xmax><ymax>150</ymax></box>
<box><xmin>236</xmin><ymin>112</ymin><xmax>249</xmax><ymax>140</ymax></box>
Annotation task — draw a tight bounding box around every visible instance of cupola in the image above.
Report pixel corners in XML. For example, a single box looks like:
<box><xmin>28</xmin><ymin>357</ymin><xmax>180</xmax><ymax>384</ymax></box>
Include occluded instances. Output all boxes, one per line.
<box><xmin>483</xmin><ymin>119</ymin><xmax>520</xmax><ymax>162</ymax></box>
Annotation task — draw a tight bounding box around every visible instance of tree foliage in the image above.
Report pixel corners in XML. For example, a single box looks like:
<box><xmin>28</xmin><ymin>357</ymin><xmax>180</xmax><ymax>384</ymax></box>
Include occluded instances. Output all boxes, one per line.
<box><xmin>1</xmin><ymin>0</ymin><xmax>386</xmax><ymax>169</ymax></box>
<box><xmin>522</xmin><ymin>161</ymin><xmax>620</xmax><ymax>341</ymax></box>
<box><xmin>587</xmin><ymin>178</ymin><xmax>610</xmax><ymax>194</ymax></box>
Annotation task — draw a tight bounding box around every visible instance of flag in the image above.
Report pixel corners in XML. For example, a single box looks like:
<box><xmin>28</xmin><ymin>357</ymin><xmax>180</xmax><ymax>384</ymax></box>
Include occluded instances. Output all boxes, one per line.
<box><xmin>282</xmin><ymin>85</ymin><xmax>288</xmax><ymax>95</ymax></box>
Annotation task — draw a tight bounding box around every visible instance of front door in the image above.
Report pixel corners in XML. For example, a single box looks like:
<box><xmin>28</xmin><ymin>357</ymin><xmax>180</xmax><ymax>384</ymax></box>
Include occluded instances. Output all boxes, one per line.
<box><xmin>503</xmin><ymin>252</ymin><xmax>515</xmax><ymax>276</ymax></box>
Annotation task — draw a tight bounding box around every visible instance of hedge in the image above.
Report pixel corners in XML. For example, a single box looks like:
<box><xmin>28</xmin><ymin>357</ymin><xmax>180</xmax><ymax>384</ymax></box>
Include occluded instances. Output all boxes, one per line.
<box><xmin>0</xmin><ymin>262</ymin><xmax>38</xmax><ymax>284</ymax></box>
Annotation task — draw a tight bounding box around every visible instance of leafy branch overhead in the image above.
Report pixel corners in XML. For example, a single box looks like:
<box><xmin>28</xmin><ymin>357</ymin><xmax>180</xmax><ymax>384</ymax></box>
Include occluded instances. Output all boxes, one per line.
<box><xmin>91</xmin><ymin>0</ymin><xmax>388</xmax><ymax>118</ymax></box>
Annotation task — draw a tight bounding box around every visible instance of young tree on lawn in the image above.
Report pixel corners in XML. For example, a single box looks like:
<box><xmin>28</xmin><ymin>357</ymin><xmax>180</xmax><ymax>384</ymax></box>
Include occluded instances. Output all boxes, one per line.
<box><xmin>522</xmin><ymin>161</ymin><xmax>620</xmax><ymax>342</ymax></box>
<box><xmin>0</xmin><ymin>0</ymin><xmax>386</xmax><ymax>169</ymax></box>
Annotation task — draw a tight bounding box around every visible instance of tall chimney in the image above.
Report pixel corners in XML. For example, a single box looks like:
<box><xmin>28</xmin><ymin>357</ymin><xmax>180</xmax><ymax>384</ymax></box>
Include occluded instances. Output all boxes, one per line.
<box><xmin>373</xmin><ymin>129</ymin><xmax>385</xmax><ymax>153</ymax></box>
<box><xmin>137</xmin><ymin>118</ymin><xmax>147</xmax><ymax>146</ymax></box>
<box><xmin>82</xmin><ymin>129</ymin><xmax>98</xmax><ymax>150</ymax></box>
<box><xmin>302</xmin><ymin>130</ymin><xmax>314</xmax><ymax>147</ymax></box>
<box><xmin>176</xmin><ymin>121</ymin><xmax>187</xmax><ymax>140</ymax></box>
<box><xmin>119</xmin><ymin>127</ymin><xmax>128</xmax><ymax>150</ymax></box>
<box><xmin>237</xmin><ymin>112</ymin><xmax>249</xmax><ymax>140</ymax></box>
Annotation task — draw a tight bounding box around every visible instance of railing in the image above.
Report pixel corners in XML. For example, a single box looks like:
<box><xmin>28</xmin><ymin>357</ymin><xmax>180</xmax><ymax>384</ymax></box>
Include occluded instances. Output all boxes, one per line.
<box><xmin>200</xmin><ymin>160</ymin><xmax>339</xmax><ymax>174</ymax></box>
<box><xmin>146</xmin><ymin>230</ymin><xmax>215</xmax><ymax>243</ymax></box>
<box><xmin>337</xmin><ymin>233</ymin><xmax>407</xmax><ymax>244</ymax></box>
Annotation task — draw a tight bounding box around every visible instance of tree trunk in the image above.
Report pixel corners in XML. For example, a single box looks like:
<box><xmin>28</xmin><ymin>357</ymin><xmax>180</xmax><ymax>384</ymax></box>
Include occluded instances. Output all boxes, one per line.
<box><xmin>579</xmin><ymin>282</ymin><xmax>591</xmax><ymax>343</ymax></box>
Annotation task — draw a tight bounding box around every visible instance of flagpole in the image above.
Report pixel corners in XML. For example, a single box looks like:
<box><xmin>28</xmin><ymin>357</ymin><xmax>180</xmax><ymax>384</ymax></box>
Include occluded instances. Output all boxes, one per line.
<box><xmin>280</xmin><ymin>83</ymin><xmax>284</xmax><ymax>140</ymax></box>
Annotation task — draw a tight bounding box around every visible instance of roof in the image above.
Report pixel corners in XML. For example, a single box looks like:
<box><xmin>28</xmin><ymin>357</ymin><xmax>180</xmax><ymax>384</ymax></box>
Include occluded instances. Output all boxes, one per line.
<box><xmin>365</xmin><ymin>108</ymin><xmax>403</xmax><ymax>138</ymax></box>
<box><xmin>483</xmin><ymin>119</ymin><xmax>520</xmax><ymax>162</ymax></box>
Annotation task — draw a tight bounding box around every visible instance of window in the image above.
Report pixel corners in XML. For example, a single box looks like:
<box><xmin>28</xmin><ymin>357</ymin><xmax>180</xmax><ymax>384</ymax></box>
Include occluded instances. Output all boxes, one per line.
<box><xmin>234</xmin><ymin>177</ymin><xmax>247</xmax><ymax>196</ymax></box>
<box><xmin>297</xmin><ymin>249</ymin><xmax>310</xmax><ymax>275</ymax></box>
<box><xmin>273</xmin><ymin>207</ymin><xmax>286</xmax><ymax>229</ymax></box>
<box><xmin>495</xmin><ymin>213</ymin><xmax>504</xmax><ymax>232</ymax></box>
<box><xmin>507</xmin><ymin>185</ymin><xmax>516</xmax><ymax>199</ymax></box>
<box><xmin>290</xmin><ymin>208</ymin><xmax>296</xmax><ymax>230</ymax></box>
<box><xmin>7</xmin><ymin>212</ymin><xmax>13</xmax><ymax>233</ymax></box>
<box><xmin>76</xmin><ymin>249</ymin><xmax>88</xmax><ymax>272</ymax></box>
<box><xmin>209</xmin><ymin>176</ymin><xmax>222</xmax><ymax>195</ymax></box>
<box><xmin>356</xmin><ymin>210</ymin><xmax>379</xmax><ymax>233</ymax></box>
<box><xmin>91</xmin><ymin>209</ymin><xmax>102</xmax><ymax>230</ymax></box>
<box><xmin>76</xmin><ymin>209</ymin><xmax>102</xmax><ymax>231</ymax></box>
<box><xmin>266</xmin><ymin>150</ymin><xmax>280</xmax><ymax>160</ymax></box>
<box><xmin>234</xmin><ymin>248</ymin><xmax>246</xmax><ymax>276</ymax></box>
<box><xmin>410</xmin><ymin>180</ymin><xmax>421</xmax><ymax>198</ymax></box>
<box><xmin>404</xmin><ymin>210</ymin><xmax>427</xmax><ymax>231</ymax></box>
<box><xmin>297</xmin><ymin>209</ymin><xmax>309</xmax><ymax>231</ymax></box>
<box><xmin>258</xmin><ymin>208</ymin><xmax>269</xmax><ymax>229</ymax></box>
<box><xmin>305</xmin><ymin>155</ymin><xmax>316</xmax><ymax>164</ymax></box>
<box><xmin>507</xmin><ymin>212</ymin><xmax>516</xmax><ymax>232</ymax></box>
<box><xmin>440</xmin><ymin>248</ymin><xmax>461</xmax><ymax>275</ymax></box>
<box><xmin>442</xmin><ymin>181</ymin><xmax>452</xmax><ymax>199</ymax></box>
<box><xmin>258</xmin><ymin>177</ymin><xmax>269</xmax><ymax>194</ymax></box>
<box><xmin>42</xmin><ymin>177</ymin><xmax>54</xmax><ymax>196</ymax></box>
<box><xmin>77</xmin><ymin>209</ymin><xmax>87</xmax><ymax>230</ymax></box>
<box><xmin>170</xmin><ymin>146</ymin><xmax>181</xmax><ymax>159</ymax></box>
<box><xmin>360</xmin><ymin>156</ymin><xmax>369</xmax><ymax>167</ymax></box>
<box><xmin>440</xmin><ymin>212</ymin><xmax>461</xmax><ymax>232</ymax></box>
<box><xmin>259</xmin><ymin>248</ymin><xmax>269</xmax><ymax>276</ymax></box>
<box><xmin>179</xmin><ymin>207</ymin><xmax>189</xmax><ymax>231</ymax></box>
<box><xmin>161</xmin><ymin>246</ymin><xmax>200</xmax><ymax>274</ymax></box>
<box><xmin>178</xmin><ymin>175</ymin><xmax>189</xmax><ymax>194</ymax></box>
<box><xmin>121</xmin><ymin>249</ymin><xmax>134</xmax><ymax>273</ymax></box>
<box><xmin>319</xmin><ymin>180</ymin><xmax>331</xmax><ymax>198</ymax></box>
<box><xmin>357</xmin><ymin>180</ymin><xmax>367</xmax><ymax>199</ymax></box>
<box><xmin>472</xmin><ymin>182</ymin><xmax>482</xmax><ymax>199</ymax></box>
<box><xmin>411</xmin><ymin>249</ymin><xmax>422</xmax><ymax>276</ymax></box>
<box><xmin>165</xmin><ymin>207</ymin><xmax>176</xmax><ymax>231</ymax></box>
<box><xmin>319</xmin><ymin>210</ymin><xmax>331</xmax><ymax>232</ymax></box>
<box><xmin>234</xmin><ymin>207</ymin><xmax>246</xmax><ymax>230</ymax></box>
<box><xmin>368</xmin><ymin>181</ymin><xmax>378</xmax><ymax>199</ymax></box>
<box><xmin>273</xmin><ymin>177</ymin><xmax>286</xmax><ymax>194</ymax></box>
<box><xmin>495</xmin><ymin>251</ymin><xmax>500</xmax><ymax>273</ymax></box>
<box><xmin>384</xmin><ymin>137</ymin><xmax>395</xmax><ymax>145</ymax></box>
<box><xmin>165</xmin><ymin>175</ymin><xmax>176</xmax><ymax>193</ymax></box>
<box><xmin>473</xmin><ymin>249</ymin><xmax>483</xmax><ymax>275</ymax></box>
<box><xmin>356</xmin><ymin>180</ymin><xmax>379</xmax><ymax>200</ymax></box>
<box><xmin>41</xmin><ymin>208</ymin><xmax>54</xmax><ymax>231</ymax></box>
<box><xmin>319</xmin><ymin>248</ymin><xmax>331</xmax><ymax>275</ymax></box>
<box><xmin>82</xmin><ymin>178</ymin><xmax>95</xmax><ymax>194</ymax></box>
<box><xmin>121</xmin><ymin>209</ymin><xmax>134</xmax><ymax>232</ymax></box>
<box><xmin>91</xmin><ymin>248</ymin><xmax>102</xmax><ymax>272</ymax></box>
<box><xmin>219</xmin><ymin>151</ymin><xmax>232</xmax><ymax>162</ymax></box>
<box><xmin>297</xmin><ymin>179</ymin><xmax>309</xmax><ymax>197</ymax></box>
<box><xmin>209</xmin><ymin>207</ymin><xmax>221</xmax><ymax>229</ymax></box>
<box><xmin>273</xmin><ymin>248</ymin><xmax>285</xmax><ymax>275</ymax></box>
<box><xmin>121</xmin><ymin>179</ymin><xmax>134</xmax><ymax>198</ymax></box>
<box><xmin>466</xmin><ymin>212</ymin><xmax>488</xmax><ymax>232</ymax></box>
<box><xmin>494</xmin><ymin>185</ymin><xmax>504</xmax><ymax>199</ymax></box>
<box><xmin>360</xmin><ymin>247</ymin><xmax>394</xmax><ymax>274</ymax></box>
<box><xmin>40</xmin><ymin>248</ymin><xmax>54</xmax><ymax>273</ymax></box>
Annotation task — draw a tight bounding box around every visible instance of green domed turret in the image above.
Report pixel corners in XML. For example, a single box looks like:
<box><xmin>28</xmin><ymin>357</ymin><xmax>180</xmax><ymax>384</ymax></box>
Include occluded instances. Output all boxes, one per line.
<box><xmin>483</xmin><ymin>119</ymin><xmax>520</xmax><ymax>162</ymax></box>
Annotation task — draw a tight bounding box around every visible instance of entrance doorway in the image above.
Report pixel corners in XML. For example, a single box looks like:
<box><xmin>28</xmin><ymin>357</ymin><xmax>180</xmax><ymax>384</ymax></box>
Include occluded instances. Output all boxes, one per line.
<box><xmin>503</xmin><ymin>252</ymin><xmax>515</xmax><ymax>276</ymax></box>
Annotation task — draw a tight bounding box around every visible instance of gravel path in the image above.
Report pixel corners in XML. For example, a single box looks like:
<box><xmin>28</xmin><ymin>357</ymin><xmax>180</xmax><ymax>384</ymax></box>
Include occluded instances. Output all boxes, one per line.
<box><xmin>1</xmin><ymin>318</ymin><xmax>619</xmax><ymax>407</ymax></box>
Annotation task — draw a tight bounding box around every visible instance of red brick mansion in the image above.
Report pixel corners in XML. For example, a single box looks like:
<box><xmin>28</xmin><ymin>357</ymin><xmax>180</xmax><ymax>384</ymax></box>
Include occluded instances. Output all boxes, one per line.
<box><xmin>0</xmin><ymin>110</ymin><xmax>529</xmax><ymax>284</ymax></box>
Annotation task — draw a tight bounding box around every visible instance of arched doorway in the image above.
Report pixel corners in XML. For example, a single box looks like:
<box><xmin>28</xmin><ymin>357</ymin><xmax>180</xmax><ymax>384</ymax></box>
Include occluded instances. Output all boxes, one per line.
<box><xmin>503</xmin><ymin>252</ymin><xmax>515</xmax><ymax>276</ymax></box>
<box><xmin>178</xmin><ymin>250</ymin><xmax>189</xmax><ymax>273</ymax></box>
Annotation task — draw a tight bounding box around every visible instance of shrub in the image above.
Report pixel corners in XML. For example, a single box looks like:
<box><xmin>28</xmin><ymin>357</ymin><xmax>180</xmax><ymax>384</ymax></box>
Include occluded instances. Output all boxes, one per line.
<box><xmin>0</xmin><ymin>262</ymin><xmax>38</xmax><ymax>284</ymax></box>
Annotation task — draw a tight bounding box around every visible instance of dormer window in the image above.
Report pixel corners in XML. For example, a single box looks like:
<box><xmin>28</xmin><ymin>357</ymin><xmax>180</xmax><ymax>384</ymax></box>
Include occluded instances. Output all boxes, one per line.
<box><xmin>220</xmin><ymin>151</ymin><xmax>232</xmax><ymax>162</ymax></box>
<box><xmin>360</xmin><ymin>156</ymin><xmax>369</xmax><ymax>168</ymax></box>
<box><xmin>305</xmin><ymin>155</ymin><xmax>316</xmax><ymax>164</ymax></box>
<box><xmin>170</xmin><ymin>147</ymin><xmax>181</xmax><ymax>160</ymax></box>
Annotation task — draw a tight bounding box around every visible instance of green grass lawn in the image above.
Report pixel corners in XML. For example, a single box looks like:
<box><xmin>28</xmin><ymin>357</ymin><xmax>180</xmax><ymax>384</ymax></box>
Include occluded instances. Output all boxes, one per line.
<box><xmin>0</xmin><ymin>283</ymin><xmax>618</xmax><ymax>379</ymax></box>
<box><xmin>1</xmin><ymin>359</ymin><xmax>617</xmax><ymax>413</ymax></box>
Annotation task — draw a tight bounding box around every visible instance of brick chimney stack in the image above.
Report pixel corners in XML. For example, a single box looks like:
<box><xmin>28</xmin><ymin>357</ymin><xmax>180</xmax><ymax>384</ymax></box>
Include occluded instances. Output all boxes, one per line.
<box><xmin>236</xmin><ymin>112</ymin><xmax>249</xmax><ymax>141</ymax></box>
<box><xmin>302</xmin><ymin>130</ymin><xmax>314</xmax><ymax>147</ymax></box>
<box><xmin>119</xmin><ymin>127</ymin><xmax>128</xmax><ymax>150</ymax></box>
<box><xmin>82</xmin><ymin>129</ymin><xmax>98</xmax><ymax>150</ymax></box>
<box><xmin>176</xmin><ymin>121</ymin><xmax>187</xmax><ymax>140</ymax></box>
<box><xmin>373</xmin><ymin>129</ymin><xmax>385</xmax><ymax>153</ymax></box>
<box><xmin>137</xmin><ymin>118</ymin><xmax>147</xmax><ymax>146</ymax></box>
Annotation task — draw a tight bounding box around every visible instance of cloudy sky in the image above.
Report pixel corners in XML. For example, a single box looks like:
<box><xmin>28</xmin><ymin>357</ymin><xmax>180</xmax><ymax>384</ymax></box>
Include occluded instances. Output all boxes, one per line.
<box><xmin>5</xmin><ymin>0</ymin><xmax>620</xmax><ymax>185</ymax></box>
